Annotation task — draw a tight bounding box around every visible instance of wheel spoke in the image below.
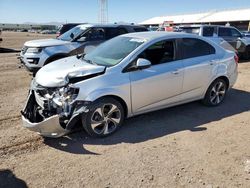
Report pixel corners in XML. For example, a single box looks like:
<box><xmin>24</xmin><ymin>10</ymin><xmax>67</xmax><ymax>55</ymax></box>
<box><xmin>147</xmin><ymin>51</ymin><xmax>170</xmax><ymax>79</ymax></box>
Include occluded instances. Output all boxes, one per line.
<box><xmin>91</xmin><ymin>120</ymin><xmax>103</xmax><ymax>130</ymax></box>
<box><xmin>95</xmin><ymin>107</ymin><xmax>104</xmax><ymax>117</ymax></box>
<box><xmin>107</xmin><ymin>104</ymin><xmax>118</xmax><ymax>116</ymax></box>
<box><xmin>211</xmin><ymin>87</ymin><xmax>216</xmax><ymax>93</ymax></box>
<box><xmin>109</xmin><ymin>117</ymin><xmax>120</xmax><ymax>125</ymax></box>
<box><xmin>217</xmin><ymin>82</ymin><xmax>223</xmax><ymax>91</ymax></box>
<box><xmin>211</xmin><ymin>95</ymin><xmax>217</xmax><ymax>102</ymax></box>
<box><xmin>216</xmin><ymin>95</ymin><xmax>220</xmax><ymax>104</ymax></box>
<box><xmin>219</xmin><ymin>90</ymin><xmax>225</xmax><ymax>95</ymax></box>
<box><xmin>103</xmin><ymin>122</ymin><xmax>109</xmax><ymax>135</ymax></box>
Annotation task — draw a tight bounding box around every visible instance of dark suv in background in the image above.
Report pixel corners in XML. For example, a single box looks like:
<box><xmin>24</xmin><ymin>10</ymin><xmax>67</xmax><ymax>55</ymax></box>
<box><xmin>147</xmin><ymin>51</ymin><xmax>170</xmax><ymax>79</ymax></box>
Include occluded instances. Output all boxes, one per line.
<box><xmin>57</xmin><ymin>23</ymin><xmax>85</xmax><ymax>37</ymax></box>
<box><xmin>177</xmin><ymin>25</ymin><xmax>250</xmax><ymax>59</ymax></box>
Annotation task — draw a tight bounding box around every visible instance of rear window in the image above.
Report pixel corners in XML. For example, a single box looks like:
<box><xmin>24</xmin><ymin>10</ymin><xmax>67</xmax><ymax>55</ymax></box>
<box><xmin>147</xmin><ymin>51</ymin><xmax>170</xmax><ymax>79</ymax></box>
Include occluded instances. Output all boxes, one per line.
<box><xmin>203</xmin><ymin>27</ymin><xmax>215</xmax><ymax>37</ymax></box>
<box><xmin>133</xmin><ymin>27</ymin><xmax>148</xmax><ymax>32</ymax></box>
<box><xmin>180</xmin><ymin>38</ymin><xmax>216</xmax><ymax>59</ymax></box>
<box><xmin>218</xmin><ymin>27</ymin><xmax>242</xmax><ymax>37</ymax></box>
<box><xmin>180</xmin><ymin>27</ymin><xmax>200</xmax><ymax>35</ymax></box>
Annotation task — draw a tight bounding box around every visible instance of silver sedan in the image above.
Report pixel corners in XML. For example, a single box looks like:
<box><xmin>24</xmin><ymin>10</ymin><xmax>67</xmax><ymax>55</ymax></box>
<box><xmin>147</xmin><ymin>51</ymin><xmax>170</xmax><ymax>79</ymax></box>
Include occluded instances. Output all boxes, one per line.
<box><xmin>21</xmin><ymin>32</ymin><xmax>238</xmax><ymax>138</ymax></box>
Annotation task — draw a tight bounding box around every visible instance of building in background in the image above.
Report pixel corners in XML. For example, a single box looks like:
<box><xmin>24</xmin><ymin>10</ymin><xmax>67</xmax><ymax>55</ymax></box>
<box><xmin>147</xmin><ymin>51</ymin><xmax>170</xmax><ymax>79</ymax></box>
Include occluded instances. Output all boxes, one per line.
<box><xmin>140</xmin><ymin>8</ymin><xmax>250</xmax><ymax>31</ymax></box>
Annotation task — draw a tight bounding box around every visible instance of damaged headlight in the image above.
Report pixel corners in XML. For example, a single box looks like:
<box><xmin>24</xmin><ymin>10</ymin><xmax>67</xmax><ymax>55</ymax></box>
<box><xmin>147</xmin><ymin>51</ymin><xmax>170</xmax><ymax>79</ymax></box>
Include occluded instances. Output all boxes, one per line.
<box><xmin>52</xmin><ymin>86</ymin><xmax>79</xmax><ymax>107</ymax></box>
<box><xmin>39</xmin><ymin>85</ymin><xmax>79</xmax><ymax>117</ymax></box>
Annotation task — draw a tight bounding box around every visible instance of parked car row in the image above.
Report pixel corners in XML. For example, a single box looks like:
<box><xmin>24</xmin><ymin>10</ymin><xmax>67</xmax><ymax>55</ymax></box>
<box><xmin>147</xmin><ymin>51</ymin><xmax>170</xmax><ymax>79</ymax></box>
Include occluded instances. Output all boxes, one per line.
<box><xmin>176</xmin><ymin>25</ymin><xmax>250</xmax><ymax>59</ymax></box>
<box><xmin>20</xmin><ymin>28</ymin><xmax>238</xmax><ymax>138</ymax></box>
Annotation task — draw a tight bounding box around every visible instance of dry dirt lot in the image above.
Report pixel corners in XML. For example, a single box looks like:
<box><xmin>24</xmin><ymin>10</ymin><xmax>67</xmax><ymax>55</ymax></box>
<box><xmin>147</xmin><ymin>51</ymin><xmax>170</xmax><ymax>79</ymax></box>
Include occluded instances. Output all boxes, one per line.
<box><xmin>0</xmin><ymin>32</ymin><xmax>249</xmax><ymax>188</ymax></box>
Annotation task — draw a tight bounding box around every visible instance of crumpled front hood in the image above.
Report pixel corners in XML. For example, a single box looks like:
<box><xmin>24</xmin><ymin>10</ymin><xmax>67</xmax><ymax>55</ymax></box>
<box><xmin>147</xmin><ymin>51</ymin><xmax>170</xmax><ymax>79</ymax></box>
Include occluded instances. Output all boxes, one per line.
<box><xmin>35</xmin><ymin>56</ymin><xmax>106</xmax><ymax>87</ymax></box>
<box><xmin>24</xmin><ymin>38</ymin><xmax>70</xmax><ymax>48</ymax></box>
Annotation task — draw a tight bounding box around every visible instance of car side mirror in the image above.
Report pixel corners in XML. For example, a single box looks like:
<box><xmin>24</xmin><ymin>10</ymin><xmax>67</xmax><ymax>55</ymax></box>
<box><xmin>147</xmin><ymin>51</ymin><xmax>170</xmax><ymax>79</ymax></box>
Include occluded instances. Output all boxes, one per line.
<box><xmin>70</xmin><ymin>33</ymin><xmax>74</xmax><ymax>39</ymax></box>
<box><xmin>136</xmin><ymin>58</ymin><xmax>151</xmax><ymax>69</ymax></box>
<box><xmin>76</xmin><ymin>53</ymin><xmax>85</xmax><ymax>59</ymax></box>
<box><xmin>77</xmin><ymin>36</ymin><xmax>87</xmax><ymax>42</ymax></box>
<box><xmin>123</xmin><ymin>58</ymin><xmax>151</xmax><ymax>73</ymax></box>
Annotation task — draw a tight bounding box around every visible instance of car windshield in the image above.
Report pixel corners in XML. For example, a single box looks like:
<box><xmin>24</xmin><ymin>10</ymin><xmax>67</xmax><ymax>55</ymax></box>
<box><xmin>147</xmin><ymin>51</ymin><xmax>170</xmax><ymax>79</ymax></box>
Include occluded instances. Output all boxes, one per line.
<box><xmin>83</xmin><ymin>36</ymin><xmax>145</xmax><ymax>67</ymax></box>
<box><xmin>58</xmin><ymin>25</ymin><xmax>89</xmax><ymax>41</ymax></box>
<box><xmin>180</xmin><ymin>27</ymin><xmax>200</xmax><ymax>35</ymax></box>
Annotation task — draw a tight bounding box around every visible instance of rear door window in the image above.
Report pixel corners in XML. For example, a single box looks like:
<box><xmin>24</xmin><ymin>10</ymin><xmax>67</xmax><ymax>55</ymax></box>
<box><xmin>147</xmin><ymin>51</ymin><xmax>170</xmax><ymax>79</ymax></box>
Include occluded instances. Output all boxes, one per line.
<box><xmin>180</xmin><ymin>38</ymin><xmax>215</xmax><ymax>59</ymax></box>
<box><xmin>86</xmin><ymin>28</ymin><xmax>106</xmax><ymax>41</ymax></box>
<box><xmin>105</xmin><ymin>28</ymin><xmax>128</xmax><ymax>39</ymax></box>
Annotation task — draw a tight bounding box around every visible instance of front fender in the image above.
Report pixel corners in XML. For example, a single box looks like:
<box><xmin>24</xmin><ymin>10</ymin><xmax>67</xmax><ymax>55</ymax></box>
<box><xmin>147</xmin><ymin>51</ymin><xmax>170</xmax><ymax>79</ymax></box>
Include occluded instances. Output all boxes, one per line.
<box><xmin>44</xmin><ymin>44</ymin><xmax>80</xmax><ymax>56</ymax></box>
<box><xmin>84</xmin><ymin>88</ymin><xmax>132</xmax><ymax>116</ymax></box>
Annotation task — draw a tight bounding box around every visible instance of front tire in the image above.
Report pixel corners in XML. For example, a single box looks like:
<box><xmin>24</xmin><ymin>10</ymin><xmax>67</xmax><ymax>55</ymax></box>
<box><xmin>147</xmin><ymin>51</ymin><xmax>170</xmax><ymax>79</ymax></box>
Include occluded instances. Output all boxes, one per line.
<box><xmin>202</xmin><ymin>79</ymin><xmax>227</xmax><ymax>106</ymax></box>
<box><xmin>82</xmin><ymin>97</ymin><xmax>125</xmax><ymax>137</ymax></box>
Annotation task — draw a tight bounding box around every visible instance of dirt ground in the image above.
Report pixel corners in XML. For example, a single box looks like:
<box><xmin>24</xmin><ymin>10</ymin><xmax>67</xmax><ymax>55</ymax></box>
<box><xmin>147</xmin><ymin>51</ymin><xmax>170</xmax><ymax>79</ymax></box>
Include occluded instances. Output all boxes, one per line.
<box><xmin>0</xmin><ymin>31</ymin><xmax>249</xmax><ymax>188</ymax></box>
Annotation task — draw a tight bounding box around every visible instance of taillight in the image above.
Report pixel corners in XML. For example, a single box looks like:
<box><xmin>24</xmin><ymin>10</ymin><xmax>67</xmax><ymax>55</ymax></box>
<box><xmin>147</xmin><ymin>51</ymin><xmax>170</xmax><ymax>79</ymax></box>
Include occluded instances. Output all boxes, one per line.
<box><xmin>234</xmin><ymin>54</ymin><xmax>239</xmax><ymax>64</ymax></box>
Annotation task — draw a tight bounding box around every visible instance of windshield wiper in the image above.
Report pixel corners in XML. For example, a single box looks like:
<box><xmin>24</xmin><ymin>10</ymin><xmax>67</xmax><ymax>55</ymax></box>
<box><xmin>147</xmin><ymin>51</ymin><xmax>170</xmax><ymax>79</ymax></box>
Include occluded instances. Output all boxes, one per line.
<box><xmin>83</xmin><ymin>58</ymin><xmax>97</xmax><ymax>65</ymax></box>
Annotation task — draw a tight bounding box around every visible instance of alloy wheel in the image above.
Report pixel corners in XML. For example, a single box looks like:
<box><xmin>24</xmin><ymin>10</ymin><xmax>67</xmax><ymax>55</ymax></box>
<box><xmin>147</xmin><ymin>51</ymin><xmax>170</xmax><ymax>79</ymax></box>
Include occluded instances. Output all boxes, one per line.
<box><xmin>209</xmin><ymin>81</ymin><xmax>226</xmax><ymax>105</ymax></box>
<box><xmin>90</xmin><ymin>103</ymin><xmax>121</xmax><ymax>135</ymax></box>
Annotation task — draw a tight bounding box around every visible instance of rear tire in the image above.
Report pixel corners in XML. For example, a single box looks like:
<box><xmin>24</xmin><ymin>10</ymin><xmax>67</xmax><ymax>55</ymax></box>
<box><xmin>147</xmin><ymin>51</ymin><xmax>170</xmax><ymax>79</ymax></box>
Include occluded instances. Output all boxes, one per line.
<box><xmin>81</xmin><ymin>97</ymin><xmax>125</xmax><ymax>138</ymax></box>
<box><xmin>242</xmin><ymin>46</ymin><xmax>250</xmax><ymax>60</ymax></box>
<box><xmin>202</xmin><ymin>79</ymin><xmax>227</xmax><ymax>106</ymax></box>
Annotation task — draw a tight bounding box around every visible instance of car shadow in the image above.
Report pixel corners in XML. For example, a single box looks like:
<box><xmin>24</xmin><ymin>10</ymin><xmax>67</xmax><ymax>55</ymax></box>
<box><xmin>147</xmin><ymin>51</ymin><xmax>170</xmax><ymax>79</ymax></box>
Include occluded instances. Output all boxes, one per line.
<box><xmin>239</xmin><ymin>59</ymin><xmax>250</xmax><ymax>64</ymax></box>
<box><xmin>0</xmin><ymin>169</ymin><xmax>28</xmax><ymax>188</ymax></box>
<box><xmin>0</xmin><ymin>47</ymin><xmax>20</xmax><ymax>53</ymax></box>
<box><xmin>44</xmin><ymin>88</ymin><xmax>250</xmax><ymax>155</ymax></box>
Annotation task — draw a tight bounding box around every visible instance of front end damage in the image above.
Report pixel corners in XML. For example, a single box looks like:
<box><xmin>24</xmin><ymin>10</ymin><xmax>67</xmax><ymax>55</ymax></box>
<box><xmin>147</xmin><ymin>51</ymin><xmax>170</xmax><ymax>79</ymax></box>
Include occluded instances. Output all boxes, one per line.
<box><xmin>21</xmin><ymin>80</ymin><xmax>90</xmax><ymax>138</ymax></box>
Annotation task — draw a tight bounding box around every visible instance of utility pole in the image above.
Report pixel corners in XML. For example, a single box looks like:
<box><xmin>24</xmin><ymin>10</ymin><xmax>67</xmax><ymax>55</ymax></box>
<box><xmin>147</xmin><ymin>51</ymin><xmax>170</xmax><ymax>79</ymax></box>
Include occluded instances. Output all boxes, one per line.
<box><xmin>98</xmin><ymin>0</ymin><xmax>108</xmax><ymax>24</ymax></box>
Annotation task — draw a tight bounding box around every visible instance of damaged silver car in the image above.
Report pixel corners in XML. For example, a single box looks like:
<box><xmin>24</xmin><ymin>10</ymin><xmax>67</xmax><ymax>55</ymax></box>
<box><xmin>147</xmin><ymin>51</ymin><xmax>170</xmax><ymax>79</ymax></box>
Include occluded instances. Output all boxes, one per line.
<box><xmin>21</xmin><ymin>32</ymin><xmax>238</xmax><ymax>138</ymax></box>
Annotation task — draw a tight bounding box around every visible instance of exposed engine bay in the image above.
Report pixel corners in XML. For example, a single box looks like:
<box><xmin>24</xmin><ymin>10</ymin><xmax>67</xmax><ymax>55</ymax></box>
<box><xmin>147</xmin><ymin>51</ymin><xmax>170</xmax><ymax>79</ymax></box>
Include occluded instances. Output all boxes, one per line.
<box><xmin>21</xmin><ymin>80</ymin><xmax>90</xmax><ymax>137</ymax></box>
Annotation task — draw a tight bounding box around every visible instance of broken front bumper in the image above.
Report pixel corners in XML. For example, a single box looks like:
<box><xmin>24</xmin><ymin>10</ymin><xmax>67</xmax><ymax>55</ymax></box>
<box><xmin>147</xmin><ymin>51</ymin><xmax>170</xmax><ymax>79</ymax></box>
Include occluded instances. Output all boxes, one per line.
<box><xmin>22</xmin><ymin>114</ymin><xmax>69</xmax><ymax>138</ymax></box>
<box><xmin>21</xmin><ymin>90</ymin><xmax>88</xmax><ymax>138</ymax></box>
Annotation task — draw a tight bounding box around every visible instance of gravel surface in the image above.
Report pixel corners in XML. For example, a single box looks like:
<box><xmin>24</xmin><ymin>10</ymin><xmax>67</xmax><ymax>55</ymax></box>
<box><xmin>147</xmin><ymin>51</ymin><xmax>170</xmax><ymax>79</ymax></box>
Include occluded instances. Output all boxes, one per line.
<box><xmin>0</xmin><ymin>32</ymin><xmax>249</xmax><ymax>188</ymax></box>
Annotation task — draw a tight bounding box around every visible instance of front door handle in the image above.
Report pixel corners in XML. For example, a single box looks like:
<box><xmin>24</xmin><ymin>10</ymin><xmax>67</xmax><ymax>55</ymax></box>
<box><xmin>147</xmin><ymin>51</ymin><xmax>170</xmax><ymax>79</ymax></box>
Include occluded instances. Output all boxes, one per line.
<box><xmin>209</xmin><ymin>60</ymin><xmax>216</xmax><ymax>65</ymax></box>
<box><xmin>172</xmin><ymin>70</ymin><xmax>180</xmax><ymax>75</ymax></box>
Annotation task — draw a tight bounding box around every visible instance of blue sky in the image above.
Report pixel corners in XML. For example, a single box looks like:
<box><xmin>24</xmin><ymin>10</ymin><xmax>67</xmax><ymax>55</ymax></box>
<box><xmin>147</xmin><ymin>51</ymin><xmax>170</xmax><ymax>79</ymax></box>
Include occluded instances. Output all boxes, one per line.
<box><xmin>0</xmin><ymin>0</ymin><xmax>250</xmax><ymax>24</ymax></box>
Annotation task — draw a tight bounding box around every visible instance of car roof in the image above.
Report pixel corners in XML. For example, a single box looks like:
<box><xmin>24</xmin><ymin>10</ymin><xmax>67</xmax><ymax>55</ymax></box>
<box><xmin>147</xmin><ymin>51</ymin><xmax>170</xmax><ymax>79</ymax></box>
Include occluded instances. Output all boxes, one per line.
<box><xmin>62</xmin><ymin>23</ymin><xmax>85</xmax><ymax>26</ymax></box>
<box><xmin>121</xmin><ymin>31</ymin><xmax>201</xmax><ymax>40</ymax></box>
<box><xmin>178</xmin><ymin>24</ymin><xmax>236</xmax><ymax>29</ymax></box>
<box><xmin>76</xmin><ymin>23</ymin><xmax>144</xmax><ymax>28</ymax></box>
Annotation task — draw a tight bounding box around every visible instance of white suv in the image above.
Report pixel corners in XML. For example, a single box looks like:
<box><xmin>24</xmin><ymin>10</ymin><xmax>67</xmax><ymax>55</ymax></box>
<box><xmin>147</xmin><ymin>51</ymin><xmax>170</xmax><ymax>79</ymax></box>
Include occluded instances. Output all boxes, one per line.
<box><xmin>177</xmin><ymin>25</ymin><xmax>250</xmax><ymax>59</ymax></box>
<box><xmin>20</xmin><ymin>24</ymin><xmax>148</xmax><ymax>73</ymax></box>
